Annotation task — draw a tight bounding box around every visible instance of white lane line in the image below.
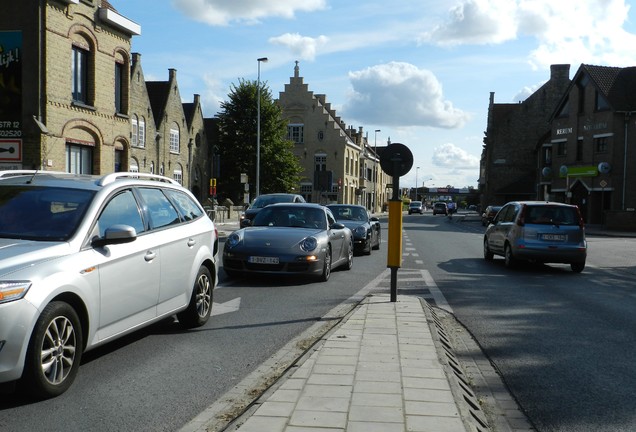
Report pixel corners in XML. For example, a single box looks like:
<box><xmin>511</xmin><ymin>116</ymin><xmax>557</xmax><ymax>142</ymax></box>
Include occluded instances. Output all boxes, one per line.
<box><xmin>421</xmin><ymin>269</ymin><xmax>453</xmax><ymax>314</ymax></box>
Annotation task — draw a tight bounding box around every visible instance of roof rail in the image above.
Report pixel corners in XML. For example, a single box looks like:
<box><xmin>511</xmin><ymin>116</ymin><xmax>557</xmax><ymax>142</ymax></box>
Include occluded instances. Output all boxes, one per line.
<box><xmin>99</xmin><ymin>172</ymin><xmax>180</xmax><ymax>186</ymax></box>
<box><xmin>0</xmin><ymin>170</ymin><xmax>68</xmax><ymax>178</ymax></box>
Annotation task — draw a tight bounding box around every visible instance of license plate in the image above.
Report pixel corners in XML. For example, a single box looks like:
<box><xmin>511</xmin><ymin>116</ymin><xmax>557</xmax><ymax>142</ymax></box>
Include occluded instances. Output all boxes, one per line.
<box><xmin>249</xmin><ymin>256</ymin><xmax>279</xmax><ymax>264</ymax></box>
<box><xmin>541</xmin><ymin>234</ymin><xmax>566</xmax><ymax>241</ymax></box>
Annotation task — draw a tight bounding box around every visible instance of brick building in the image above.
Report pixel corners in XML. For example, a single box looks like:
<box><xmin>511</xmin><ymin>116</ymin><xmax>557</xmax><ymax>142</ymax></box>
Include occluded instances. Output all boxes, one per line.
<box><xmin>480</xmin><ymin>64</ymin><xmax>571</xmax><ymax>209</ymax></box>
<box><xmin>1</xmin><ymin>1</ymin><xmax>213</xmax><ymax>201</ymax></box>
<box><xmin>277</xmin><ymin>62</ymin><xmax>389</xmax><ymax>211</ymax></box>
<box><xmin>544</xmin><ymin>64</ymin><xmax>636</xmax><ymax>227</ymax></box>
<box><xmin>0</xmin><ymin>0</ymin><xmax>140</xmax><ymax>173</ymax></box>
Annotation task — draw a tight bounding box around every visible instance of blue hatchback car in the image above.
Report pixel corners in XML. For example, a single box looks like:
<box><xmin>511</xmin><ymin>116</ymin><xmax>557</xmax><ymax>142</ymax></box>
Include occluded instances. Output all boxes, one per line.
<box><xmin>483</xmin><ymin>201</ymin><xmax>587</xmax><ymax>272</ymax></box>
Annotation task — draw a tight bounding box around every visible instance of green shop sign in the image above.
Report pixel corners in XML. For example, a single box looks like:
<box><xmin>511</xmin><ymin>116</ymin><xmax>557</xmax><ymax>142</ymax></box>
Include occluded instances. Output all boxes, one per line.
<box><xmin>559</xmin><ymin>165</ymin><xmax>598</xmax><ymax>178</ymax></box>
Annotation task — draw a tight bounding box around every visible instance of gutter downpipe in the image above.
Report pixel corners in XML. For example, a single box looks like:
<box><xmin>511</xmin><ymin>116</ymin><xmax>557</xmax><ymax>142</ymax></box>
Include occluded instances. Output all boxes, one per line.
<box><xmin>621</xmin><ymin>112</ymin><xmax>633</xmax><ymax>211</ymax></box>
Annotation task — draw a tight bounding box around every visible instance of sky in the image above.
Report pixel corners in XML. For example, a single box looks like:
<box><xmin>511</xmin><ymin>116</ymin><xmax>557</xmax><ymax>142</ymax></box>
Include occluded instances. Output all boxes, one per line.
<box><xmin>113</xmin><ymin>0</ymin><xmax>636</xmax><ymax>191</ymax></box>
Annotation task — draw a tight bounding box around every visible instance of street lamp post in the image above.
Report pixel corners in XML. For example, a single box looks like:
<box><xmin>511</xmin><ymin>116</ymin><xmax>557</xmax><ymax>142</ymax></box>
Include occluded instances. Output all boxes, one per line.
<box><xmin>373</xmin><ymin>129</ymin><xmax>380</xmax><ymax>212</ymax></box>
<box><xmin>256</xmin><ymin>57</ymin><xmax>268</xmax><ymax>198</ymax></box>
<box><xmin>415</xmin><ymin>166</ymin><xmax>420</xmax><ymax>200</ymax></box>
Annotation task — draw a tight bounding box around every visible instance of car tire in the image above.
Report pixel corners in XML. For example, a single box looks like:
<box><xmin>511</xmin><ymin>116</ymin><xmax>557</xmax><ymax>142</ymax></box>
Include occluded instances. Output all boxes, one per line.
<box><xmin>373</xmin><ymin>231</ymin><xmax>381</xmax><ymax>250</ymax></box>
<box><xmin>483</xmin><ymin>239</ymin><xmax>494</xmax><ymax>261</ymax></box>
<box><xmin>571</xmin><ymin>262</ymin><xmax>585</xmax><ymax>273</ymax></box>
<box><xmin>320</xmin><ymin>246</ymin><xmax>332</xmax><ymax>282</ymax></box>
<box><xmin>177</xmin><ymin>266</ymin><xmax>213</xmax><ymax>329</ymax></box>
<box><xmin>22</xmin><ymin>301</ymin><xmax>83</xmax><ymax>399</ymax></box>
<box><xmin>345</xmin><ymin>240</ymin><xmax>353</xmax><ymax>270</ymax></box>
<box><xmin>504</xmin><ymin>243</ymin><xmax>516</xmax><ymax>268</ymax></box>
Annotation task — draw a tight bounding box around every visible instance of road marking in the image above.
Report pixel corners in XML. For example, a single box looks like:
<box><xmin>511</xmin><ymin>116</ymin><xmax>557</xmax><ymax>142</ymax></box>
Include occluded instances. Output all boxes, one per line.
<box><xmin>421</xmin><ymin>269</ymin><xmax>453</xmax><ymax>313</ymax></box>
<box><xmin>212</xmin><ymin>297</ymin><xmax>241</xmax><ymax>316</ymax></box>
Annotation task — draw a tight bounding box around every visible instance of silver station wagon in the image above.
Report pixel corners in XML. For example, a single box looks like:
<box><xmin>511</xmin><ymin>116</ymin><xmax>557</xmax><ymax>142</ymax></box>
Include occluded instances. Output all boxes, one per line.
<box><xmin>0</xmin><ymin>171</ymin><xmax>218</xmax><ymax>398</ymax></box>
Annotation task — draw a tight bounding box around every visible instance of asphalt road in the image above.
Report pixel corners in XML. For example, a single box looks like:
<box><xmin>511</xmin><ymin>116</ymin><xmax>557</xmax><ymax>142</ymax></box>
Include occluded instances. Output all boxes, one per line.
<box><xmin>402</xmin><ymin>212</ymin><xmax>636</xmax><ymax>432</ymax></box>
<box><xmin>3</xmin><ymin>212</ymin><xmax>635</xmax><ymax>432</ymax></box>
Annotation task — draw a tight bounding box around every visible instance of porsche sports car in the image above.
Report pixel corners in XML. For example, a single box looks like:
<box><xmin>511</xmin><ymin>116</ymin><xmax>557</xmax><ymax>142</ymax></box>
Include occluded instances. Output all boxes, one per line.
<box><xmin>327</xmin><ymin>204</ymin><xmax>381</xmax><ymax>255</ymax></box>
<box><xmin>223</xmin><ymin>203</ymin><xmax>353</xmax><ymax>281</ymax></box>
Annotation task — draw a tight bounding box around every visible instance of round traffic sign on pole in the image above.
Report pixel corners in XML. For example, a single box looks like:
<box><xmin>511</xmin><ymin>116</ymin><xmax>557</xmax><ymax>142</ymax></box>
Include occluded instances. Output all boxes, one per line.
<box><xmin>380</xmin><ymin>143</ymin><xmax>413</xmax><ymax>177</ymax></box>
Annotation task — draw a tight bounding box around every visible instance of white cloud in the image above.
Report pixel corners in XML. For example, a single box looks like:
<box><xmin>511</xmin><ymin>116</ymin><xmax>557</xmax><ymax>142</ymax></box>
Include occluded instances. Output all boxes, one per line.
<box><xmin>172</xmin><ymin>0</ymin><xmax>327</xmax><ymax>25</ymax></box>
<box><xmin>343</xmin><ymin>62</ymin><xmax>470</xmax><ymax>129</ymax></box>
<box><xmin>419</xmin><ymin>0</ymin><xmax>518</xmax><ymax>46</ymax></box>
<box><xmin>269</xmin><ymin>33</ymin><xmax>329</xmax><ymax>61</ymax></box>
<box><xmin>432</xmin><ymin>143</ymin><xmax>480</xmax><ymax>169</ymax></box>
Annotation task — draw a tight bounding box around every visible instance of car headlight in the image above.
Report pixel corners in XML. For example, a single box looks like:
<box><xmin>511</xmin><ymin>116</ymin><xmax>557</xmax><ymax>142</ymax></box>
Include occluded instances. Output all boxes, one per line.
<box><xmin>0</xmin><ymin>281</ymin><xmax>32</xmax><ymax>304</ymax></box>
<box><xmin>354</xmin><ymin>226</ymin><xmax>367</xmax><ymax>236</ymax></box>
<box><xmin>226</xmin><ymin>232</ymin><xmax>243</xmax><ymax>248</ymax></box>
<box><xmin>300</xmin><ymin>236</ymin><xmax>318</xmax><ymax>252</ymax></box>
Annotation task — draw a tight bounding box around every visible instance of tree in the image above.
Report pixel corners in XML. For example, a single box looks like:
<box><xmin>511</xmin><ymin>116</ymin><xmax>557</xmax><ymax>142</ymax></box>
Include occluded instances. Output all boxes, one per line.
<box><xmin>216</xmin><ymin>79</ymin><xmax>302</xmax><ymax>204</ymax></box>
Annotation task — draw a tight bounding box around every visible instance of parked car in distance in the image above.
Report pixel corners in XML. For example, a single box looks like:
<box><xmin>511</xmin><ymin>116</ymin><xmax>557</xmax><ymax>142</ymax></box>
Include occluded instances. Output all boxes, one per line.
<box><xmin>433</xmin><ymin>202</ymin><xmax>448</xmax><ymax>215</ymax></box>
<box><xmin>408</xmin><ymin>201</ymin><xmax>424</xmax><ymax>214</ymax></box>
<box><xmin>240</xmin><ymin>193</ymin><xmax>305</xmax><ymax>227</ymax></box>
<box><xmin>224</xmin><ymin>203</ymin><xmax>353</xmax><ymax>281</ymax></box>
<box><xmin>482</xmin><ymin>205</ymin><xmax>503</xmax><ymax>226</ymax></box>
<box><xmin>0</xmin><ymin>171</ymin><xmax>218</xmax><ymax>399</ymax></box>
<box><xmin>483</xmin><ymin>201</ymin><xmax>587</xmax><ymax>272</ymax></box>
<box><xmin>327</xmin><ymin>204</ymin><xmax>381</xmax><ymax>255</ymax></box>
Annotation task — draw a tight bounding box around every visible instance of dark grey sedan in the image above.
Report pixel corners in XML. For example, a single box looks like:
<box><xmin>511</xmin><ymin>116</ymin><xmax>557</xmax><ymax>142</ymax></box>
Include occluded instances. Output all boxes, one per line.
<box><xmin>223</xmin><ymin>203</ymin><xmax>353</xmax><ymax>281</ymax></box>
<box><xmin>327</xmin><ymin>204</ymin><xmax>381</xmax><ymax>255</ymax></box>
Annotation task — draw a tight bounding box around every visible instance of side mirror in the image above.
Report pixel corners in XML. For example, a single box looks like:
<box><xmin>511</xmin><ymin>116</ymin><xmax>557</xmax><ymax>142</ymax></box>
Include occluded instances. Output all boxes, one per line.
<box><xmin>240</xmin><ymin>219</ymin><xmax>252</xmax><ymax>228</ymax></box>
<box><xmin>92</xmin><ymin>224</ymin><xmax>137</xmax><ymax>248</ymax></box>
<box><xmin>331</xmin><ymin>222</ymin><xmax>345</xmax><ymax>230</ymax></box>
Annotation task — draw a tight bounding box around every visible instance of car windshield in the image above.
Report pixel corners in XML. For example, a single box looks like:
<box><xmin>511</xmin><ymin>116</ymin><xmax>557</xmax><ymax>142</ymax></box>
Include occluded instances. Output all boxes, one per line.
<box><xmin>328</xmin><ymin>206</ymin><xmax>368</xmax><ymax>222</ymax></box>
<box><xmin>251</xmin><ymin>195</ymin><xmax>294</xmax><ymax>209</ymax></box>
<box><xmin>253</xmin><ymin>207</ymin><xmax>327</xmax><ymax>229</ymax></box>
<box><xmin>0</xmin><ymin>186</ymin><xmax>95</xmax><ymax>241</ymax></box>
<box><xmin>525</xmin><ymin>206</ymin><xmax>578</xmax><ymax>225</ymax></box>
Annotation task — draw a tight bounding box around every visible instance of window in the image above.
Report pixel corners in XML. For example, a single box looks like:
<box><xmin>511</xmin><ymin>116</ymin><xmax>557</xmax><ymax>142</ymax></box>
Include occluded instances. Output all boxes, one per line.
<box><xmin>173</xmin><ymin>170</ymin><xmax>183</xmax><ymax>185</ymax></box>
<box><xmin>543</xmin><ymin>146</ymin><xmax>552</xmax><ymax>164</ymax></box>
<box><xmin>138</xmin><ymin>117</ymin><xmax>145</xmax><ymax>148</ymax></box>
<box><xmin>170</xmin><ymin>124</ymin><xmax>180</xmax><ymax>153</ymax></box>
<box><xmin>556</xmin><ymin>141</ymin><xmax>567</xmax><ymax>156</ymax></box>
<box><xmin>287</xmin><ymin>124</ymin><xmax>304</xmax><ymax>144</ymax></box>
<box><xmin>97</xmin><ymin>190</ymin><xmax>144</xmax><ymax>237</ymax></box>
<box><xmin>138</xmin><ymin>188</ymin><xmax>180</xmax><ymax>229</ymax></box>
<box><xmin>595</xmin><ymin>136</ymin><xmax>608</xmax><ymax>153</ymax></box>
<box><xmin>315</xmin><ymin>154</ymin><xmax>326</xmax><ymax>172</ymax></box>
<box><xmin>132</xmin><ymin>115</ymin><xmax>138</xmax><ymax>147</ymax></box>
<box><xmin>132</xmin><ymin>115</ymin><xmax>145</xmax><ymax>148</ymax></box>
<box><xmin>165</xmin><ymin>189</ymin><xmax>203</xmax><ymax>221</ymax></box>
<box><xmin>115</xmin><ymin>62</ymin><xmax>124</xmax><ymax>113</ymax></box>
<box><xmin>72</xmin><ymin>46</ymin><xmax>89</xmax><ymax>104</ymax></box>
<box><xmin>66</xmin><ymin>143</ymin><xmax>93</xmax><ymax>174</ymax></box>
<box><xmin>595</xmin><ymin>91</ymin><xmax>610</xmax><ymax>111</ymax></box>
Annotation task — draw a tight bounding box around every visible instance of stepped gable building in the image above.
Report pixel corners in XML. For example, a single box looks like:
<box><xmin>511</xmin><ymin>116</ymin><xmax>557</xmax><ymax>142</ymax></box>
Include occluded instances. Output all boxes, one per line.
<box><xmin>544</xmin><ymin>64</ymin><xmax>636</xmax><ymax>228</ymax></box>
<box><xmin>480</xmin><ymin>64</ymin><xmax>571</xmax><ymax>209</ymax></box>
<box><xmin>277</xmin><ymin>62</ymin><xmax>388</xmax><ymax>210</ymax></box>
<box><xmin>0</xmin><ymin>0</ymin><xmax>140</xmax><ymax>172</ymax></box>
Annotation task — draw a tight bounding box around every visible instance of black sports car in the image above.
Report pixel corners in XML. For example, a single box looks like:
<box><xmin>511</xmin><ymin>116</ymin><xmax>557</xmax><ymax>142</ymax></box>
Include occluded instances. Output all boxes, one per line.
<box><xmin>327</xmin><ymin>204</ymin><xmax>381</xmax><ymax>255</ymax></box>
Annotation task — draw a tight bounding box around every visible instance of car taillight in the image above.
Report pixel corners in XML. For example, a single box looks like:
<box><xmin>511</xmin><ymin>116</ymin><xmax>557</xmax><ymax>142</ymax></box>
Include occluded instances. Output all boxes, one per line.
<box><xmin>575</xmin><ymin>207</ymin><xmax>585</xmax><ymax>229</ymax></box>
<box><xmin>517</xmin><ymin>205</ymin><xmax>526</xmax><ymax>226</ymax></box>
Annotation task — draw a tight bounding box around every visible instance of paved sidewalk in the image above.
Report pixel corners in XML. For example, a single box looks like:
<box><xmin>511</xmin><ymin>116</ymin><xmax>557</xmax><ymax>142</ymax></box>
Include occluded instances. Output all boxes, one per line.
<box><xmin>223</xmin><ymin>295</ymin><xmax>476</xmax><ymax>432</ymax></box>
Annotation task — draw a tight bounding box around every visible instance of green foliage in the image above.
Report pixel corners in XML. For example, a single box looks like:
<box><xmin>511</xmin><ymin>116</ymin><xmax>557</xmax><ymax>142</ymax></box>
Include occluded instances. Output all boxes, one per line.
<box><xmin>216</xmin><ymin>79</ymin><xmax>302</xmax><ymax>203</ymax></box>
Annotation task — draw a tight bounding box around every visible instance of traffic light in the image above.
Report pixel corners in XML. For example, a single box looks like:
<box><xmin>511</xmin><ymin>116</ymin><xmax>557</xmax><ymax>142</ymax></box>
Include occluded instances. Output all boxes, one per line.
<box><xmin>210</xmin><ymin>178</ymin><xmax>217</xmax><ymax>196</ymax></box>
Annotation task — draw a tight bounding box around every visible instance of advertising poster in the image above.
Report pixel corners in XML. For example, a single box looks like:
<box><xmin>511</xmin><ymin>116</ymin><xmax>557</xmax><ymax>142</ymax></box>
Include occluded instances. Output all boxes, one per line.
<box><xmin>0</xmin><ymin>31</ymin><xmax>22</xmax><ymax>163</ymax></box>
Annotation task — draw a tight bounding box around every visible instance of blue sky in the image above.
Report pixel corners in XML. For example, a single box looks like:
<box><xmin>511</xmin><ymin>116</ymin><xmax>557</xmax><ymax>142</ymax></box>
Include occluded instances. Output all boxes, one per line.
<box><xmin>114</xmin><ymin>0</ymin><xmax>636</xmax><ymax>190</ymax></box>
